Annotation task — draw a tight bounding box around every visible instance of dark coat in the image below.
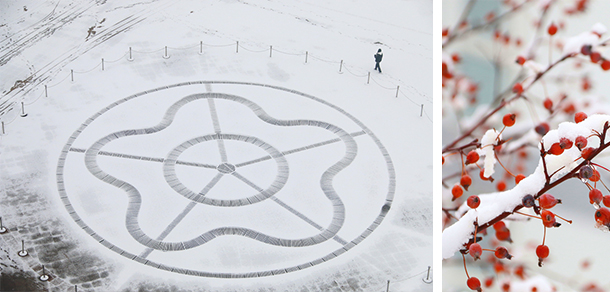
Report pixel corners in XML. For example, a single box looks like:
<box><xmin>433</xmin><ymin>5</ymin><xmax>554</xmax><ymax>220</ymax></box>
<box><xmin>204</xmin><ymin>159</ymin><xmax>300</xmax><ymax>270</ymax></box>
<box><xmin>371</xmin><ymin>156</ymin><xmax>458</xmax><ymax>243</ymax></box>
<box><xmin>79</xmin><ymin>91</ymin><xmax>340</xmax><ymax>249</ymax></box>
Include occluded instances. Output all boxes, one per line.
<box><xmin>374</xmin><ymin>52</ymin><xmax>383</xmax><ymax>62</ymax></box>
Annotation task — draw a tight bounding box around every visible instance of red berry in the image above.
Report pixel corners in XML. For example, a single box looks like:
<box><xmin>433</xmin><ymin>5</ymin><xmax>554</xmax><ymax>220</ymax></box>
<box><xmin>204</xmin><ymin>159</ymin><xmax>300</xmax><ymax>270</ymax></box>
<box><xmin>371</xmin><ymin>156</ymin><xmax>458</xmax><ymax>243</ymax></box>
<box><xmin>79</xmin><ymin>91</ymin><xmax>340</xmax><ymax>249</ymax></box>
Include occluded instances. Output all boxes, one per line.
<box><xmin>467</xmin><ymin>277</ymin><xmax>482</xmax><ymax>291</ymax></box>
<box><xmin>502</xmin><ymin>113</ymin><xmax>516</xmax><ymax>127</ymax></box>
<box><xmin>512</xmin><ymin>83</ymin><xmax>524</xmax><ymax>94</ymax></box>
<box><xmin>591</xmin><ymin>169</ymin><xmax>601</xmax><ymax>182</ymax></box>
<box><xmin>543</xmin><ymin>98</ymin><xmax>553</xmax><ymax>110</ymax></box>
<box><xmin>495</xmin><ymin>246</ymin><xmax>512</xmax><ymax>259</ymax></box>
<box><xmin>536</xmin><ymin>244</ymin><xmax>550</xmax><ymax>266</ymax></box>
<box><xmin>484</xmin><ymin>277</ymin><xmax>494</xmax><ymax>288</ymax></box>
<box><xmin>581</xmin><ymin>44</ymin><xmax>593</xmax><ymax>55</ymax></box>
<box><xmin>479</xmin><ymin>169</ymin><xmax>491</xmax><ymax>181</ymax></box>
<box><xmin>442</xmin><ymin>28</ymin><xmax>449</xmax><ymax>37</ymax></box>
<box><xmin>467</xmin><ymin>195</ymin><xmax>481</xmax><ymax>209</ymax></box>
<box><xmin>581</xmin><ymin>147</ymin><xmax>596</xmax><ymax>160</ymax></box>
<box><xmin>548</xmin><ymin>143</ymin><xmax>564</xmax><ymax>155</ymax></box>
<box><xmin>539</xmin><ymin>193</ymin><xmax>561</xmax><ymax>209</ymax></box>
<box><xmin>502</xmin><ymin>283</ymin><xmax>510</xmax><ymax>292</ymax></box>
<box><xmin>603</xmin><ymin>195</ymin><xmax>610</xmax><ymax>207</ymax></box>
<box><xmin>589</xmin><ymin>188</ymin><xmax>603</xmax><ymax>205</ymax></box>
<box><xmin>516</xmin><ymin>56</ymin><xmax>526</xmax><ymax>65</ymax></box>
<box><xmin>535</xmin><ymin>122</ymin><xmax>550</xmax><ymax>136</ymax></box>
<box><xmin>575</xmin><ymin>136</ymin><xmax>588</xmax><ymax>150</ymax></box>
<box><xmin>452</xmin><ymin>53</ymin><xmax>461</xmax><ymax>63</ymax></box>
<box><xmin>469</xmin><ymin>243</ymin><xmax>483</xmax><ymax>260</ymax></box>
<box><xmin>595</xmin><ymin>207</ymin><xmax>610</xmax><ymax>226</ymax></box>
<box><xmin>451</xmin><ymin>184</ymin><xmax>464</xmax><ymax>201</ymax></box>
<box><xmin>575</xmin><ymin>112</ymin><xmax>588</xmax><ymax>123</ymax></box>
<box><xmin>548</xmin><ymin>22</ymin><xmax>558</xmax><ymax>35</ymax></box>
<box><xmin>495</xmin><ymin>228</ymin><xmax>512</xmax><ymax>242</ymax></box>
<box><xmin>514</xmin><ymin>265</ymin><xmax>525</xmax><ymax>279</ymax></box>
<box><xmin>559</xmin><ymin>137</ymin><xmax>573</xmax><ymax>150</ymax></box>
<box><xmin>461</xmin><ymin>174</ymin><xmax>473</xmax><ymax>190</ymax></box>
<box><xmin>541</xmin><ymin>210</ymin><xmax>557</xmax><ymax>227</ymax></box>
<box><xmin>590</xmin><ymin>52</ymin><xmax>602</xmax><ymax>63</ymax></box>
<box><xmin>536</xmin><ymin>245</ymin><xmax>550</xmax><ymax>258</ymax></box>
<box><xmin>515</xmin><ymin>174</ymin><xmax>526</xmax><ymax>184</ymax></box>
<box><xmin>496</xmin><ymin>180</ymin><xmax>507</xmax><ymax>191</ymax></box>
<box><xmin>564</xmin><ymin>103</ymin><xmax>576</xmax><ymax>114</ymax></box>
<box><xmin>494</xmin><ymin>261</ymin><xmax>505</xmax><ymax>274</ymax></box>
<box><xmin>466</xmin><ymin>150</ymin><xmax>480</xmax><ymax>164</ymax></box>
<box><xmin>603</xmin><ymin>59</ymin><xmax>610</xmax><ymax>71</ymax></box>
<box><xmin>493</xmin><ymin>221</ymin><xmax>506</xmax><ymax>231</ymax></box>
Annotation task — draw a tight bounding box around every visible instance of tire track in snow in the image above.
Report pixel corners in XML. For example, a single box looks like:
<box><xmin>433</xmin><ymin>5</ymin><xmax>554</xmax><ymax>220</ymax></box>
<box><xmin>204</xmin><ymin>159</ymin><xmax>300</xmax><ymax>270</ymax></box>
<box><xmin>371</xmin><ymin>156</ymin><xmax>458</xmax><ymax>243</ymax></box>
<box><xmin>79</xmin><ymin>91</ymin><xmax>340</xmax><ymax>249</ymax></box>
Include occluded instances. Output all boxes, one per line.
<box><xmin>0</xmin><ymin>1</ymin><xmax>96</xmax><ymax>65</ymax></box>
<box><xmin>0</xmin><ymin>0</ymin><xmax>180</xmax><ymax>117</ymax></box>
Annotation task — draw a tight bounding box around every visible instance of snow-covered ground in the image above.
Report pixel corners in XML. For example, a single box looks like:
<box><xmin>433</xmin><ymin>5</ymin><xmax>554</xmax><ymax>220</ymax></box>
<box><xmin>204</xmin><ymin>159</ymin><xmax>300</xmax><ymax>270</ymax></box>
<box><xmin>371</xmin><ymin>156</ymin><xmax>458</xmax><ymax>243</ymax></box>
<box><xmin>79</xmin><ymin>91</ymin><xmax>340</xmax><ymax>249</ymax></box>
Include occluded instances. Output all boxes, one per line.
<box><xmin>0</xmin><ymin>0</ymin><xmax>432</xmax><ymax>291</ymax></box>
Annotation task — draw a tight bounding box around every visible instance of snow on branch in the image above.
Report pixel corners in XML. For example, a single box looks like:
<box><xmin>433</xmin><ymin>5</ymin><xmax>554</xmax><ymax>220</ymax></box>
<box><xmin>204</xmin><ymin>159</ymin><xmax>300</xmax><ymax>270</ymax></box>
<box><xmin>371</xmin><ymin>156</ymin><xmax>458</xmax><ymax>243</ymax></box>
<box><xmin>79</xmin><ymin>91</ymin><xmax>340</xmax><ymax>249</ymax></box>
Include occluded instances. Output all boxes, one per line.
<box><xmin>443</xmin><ymin>114</ymin><xmax>610</xmax><ymax>259</ymax></box>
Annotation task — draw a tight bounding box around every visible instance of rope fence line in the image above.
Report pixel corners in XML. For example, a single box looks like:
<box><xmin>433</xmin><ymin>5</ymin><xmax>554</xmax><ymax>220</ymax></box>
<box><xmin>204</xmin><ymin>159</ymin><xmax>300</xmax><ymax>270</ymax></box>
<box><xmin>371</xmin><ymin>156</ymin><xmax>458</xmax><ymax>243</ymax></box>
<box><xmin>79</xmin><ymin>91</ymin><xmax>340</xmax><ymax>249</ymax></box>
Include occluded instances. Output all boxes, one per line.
<box><xmin>308</xmin><ymin>53</ymin><xmax>341</xmax><ymax>64</ymax></box>
<box><xmin>342</xmin><ymin>64</ymin><xmax>368</xmax><ymax>78</ymax></box>
<box><xmin>1</xmin><ymin>39</ymin><xmax>431</xmax><ymax>128</ymax></box>
<box><xmin>272</xmin><ymin>48</ymin><xmax>306</xmax><ymax>56</ymax></box>
<box><xmin>131</xmin><ymin>47</ymin><xmax>165</xmax><ymax>54</ymax></box>
<box><xmin>423</xmin><ymin>108</ymin><xmax>433</xmax><ymax>122</ymax></box>
<box><xmin>73</xmin><ymin>61</ymin><xmax>101</xmax><ymax>74</ymax></box>
<box><xmin>105</xmin><ymin>51</ymin><xmax>129</xmax><ymax>63</ymax></box>
<box><xmin>237</xmin><ymin>44</ymin><xmax>268</xmax><ymax>53</ymax></box>
<box><xmin>23</xmin><ymin>90</ymin><xmax>45</xmax><ymax>106</ymax></box>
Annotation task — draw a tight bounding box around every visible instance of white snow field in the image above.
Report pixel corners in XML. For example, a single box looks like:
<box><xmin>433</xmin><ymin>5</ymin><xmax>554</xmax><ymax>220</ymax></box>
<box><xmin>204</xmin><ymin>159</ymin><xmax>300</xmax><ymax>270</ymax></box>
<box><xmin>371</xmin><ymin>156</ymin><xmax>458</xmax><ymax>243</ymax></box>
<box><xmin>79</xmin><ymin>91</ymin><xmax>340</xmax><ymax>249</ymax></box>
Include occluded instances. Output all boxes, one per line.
<box><xmin>0</xmin><ymin>0</ymin><xmax>432</xmax><ymax>291</ymax></box>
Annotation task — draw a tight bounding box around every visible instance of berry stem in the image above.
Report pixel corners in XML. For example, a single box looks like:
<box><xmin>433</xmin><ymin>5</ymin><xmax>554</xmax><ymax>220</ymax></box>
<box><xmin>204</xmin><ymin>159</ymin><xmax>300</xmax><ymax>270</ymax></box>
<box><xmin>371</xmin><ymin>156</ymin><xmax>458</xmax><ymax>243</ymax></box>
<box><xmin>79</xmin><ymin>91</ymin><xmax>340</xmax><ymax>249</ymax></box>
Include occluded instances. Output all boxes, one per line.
<box><xmin>515</xmin><ymin>211</ymin><xmax>541</xmax><ymax>220</ymax></box>
<box><xmin>554</xmin><ymin>213</ymin><xmax>573</xmax><ymax>224</ymax></box>
<box><xmin>542</xmin><ymin>226</ymin><xmax>547</xmax><ymax>246</ymax></box>
<box><xmin>462</xmin><ymin>253</ymin><xmax>470</xmax><ymax>279</ymax></box>
<box><xmin>495</xmin><ymin>150</ymin><xmax>516</xmax><ymax>178</ymax></box>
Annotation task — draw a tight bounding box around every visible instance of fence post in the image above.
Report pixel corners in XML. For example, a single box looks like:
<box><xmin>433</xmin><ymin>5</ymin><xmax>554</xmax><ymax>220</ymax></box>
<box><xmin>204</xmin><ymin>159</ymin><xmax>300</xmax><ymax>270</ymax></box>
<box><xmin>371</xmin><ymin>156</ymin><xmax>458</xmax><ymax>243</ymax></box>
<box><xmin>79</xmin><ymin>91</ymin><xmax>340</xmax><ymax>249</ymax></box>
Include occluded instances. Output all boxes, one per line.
<box><xmin>305</xmin><ymin>51</ymin><xmax>308</xmax><ymax>63</ymax></box>
<box><xmin>44</xmin><ymin>85</ymin><xmax>48</xmax><ymax>97</ymax></box>
<box><xmin>71</xmin><ymin>69</ymin><xmax>74</xmax><ymax>82</ymax></box>
<box><xmin>270</xmin><ymin>45</ymin><xmax>272</xmax><ymax>57</ymax></box>
<box><xmin>163</xmin><ymin>46</ymin><xmax>169</xmax><ymax>59</ymax></box>
<box><xmin>128</xmin><ymin>47</ymin><xmax>133</xmax><ymax>61</ymax></box>
<box><xmin>1</xmin><ymin>121</ymin><xmax>4</xmax><ymax>135</ymax></box>
<box><xmin>20</xmin><ymin>102</ymin><xmax>27</xmax><ymax>117</ymax></box>
<box><xmin>395</xmin><ymin>85</ymin><xmax>399</xmax><ymax>98</ymax></box>
<box><xmin>367</xmin><ymin>72</ymin><xmax>370</xmax><ymax>84</ymax></box>
<box><xmin>0</xmin><ymin>217</ymin><xmax>6</xmax><ymax>233</ymax></box>
<box><xmin>422</xmin><ymin>266</ymin><xmax>432</xmax><ymax>283</ymax></box>
<box><xmin>101</xmin><ymin>58</ymin><xmax>104</xmax><ymax>71</ymax></box>
<box><xmin>236</xmin><ymin>41</ymin><xmax>239</xmax><ymax>53</ymax></box>
<box><xmin>386</xmin><ymin>280</ymin><xmax>390</xmax><ymax>292</ymax></box>
<box><xmin>200</xmin><ymin>41</ymin><xmax>203</xmax><ymax>54</ymax></box>
<box><xmin>40</xmin><ymin>265</ymin><xmax>49</xmax><ymax>281</ymax></box>
<box><xmin>339</xmin><ymin>60</ymin><xmax>343</xmax><ymax>73</ymax></box>
<box><xmin>18</xmin><ymin>240</ymin><xmax>28</xmax><ymax>256</ymax></box>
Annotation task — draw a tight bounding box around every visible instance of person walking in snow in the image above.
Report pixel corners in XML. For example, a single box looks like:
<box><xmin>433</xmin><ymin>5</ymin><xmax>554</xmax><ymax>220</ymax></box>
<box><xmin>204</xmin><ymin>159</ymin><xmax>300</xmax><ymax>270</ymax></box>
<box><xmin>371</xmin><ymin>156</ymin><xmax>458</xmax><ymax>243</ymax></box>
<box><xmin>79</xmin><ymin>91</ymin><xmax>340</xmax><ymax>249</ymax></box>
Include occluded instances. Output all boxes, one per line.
<box><xmin>374</xmin><ymin>49</ymin><xmax>383</xmax><ymax>73</ymax></box>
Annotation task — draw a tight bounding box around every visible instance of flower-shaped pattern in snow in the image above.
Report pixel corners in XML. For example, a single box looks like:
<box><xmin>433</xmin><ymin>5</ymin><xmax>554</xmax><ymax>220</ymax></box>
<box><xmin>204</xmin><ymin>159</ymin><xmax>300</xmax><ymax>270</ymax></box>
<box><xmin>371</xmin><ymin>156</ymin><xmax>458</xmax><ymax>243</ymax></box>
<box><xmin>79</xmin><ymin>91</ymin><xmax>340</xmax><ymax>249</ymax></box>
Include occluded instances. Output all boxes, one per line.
<box><xmin>83</xmin><ymin>92</ymin><xmax>357</xmax><ymax>250</ymax></box>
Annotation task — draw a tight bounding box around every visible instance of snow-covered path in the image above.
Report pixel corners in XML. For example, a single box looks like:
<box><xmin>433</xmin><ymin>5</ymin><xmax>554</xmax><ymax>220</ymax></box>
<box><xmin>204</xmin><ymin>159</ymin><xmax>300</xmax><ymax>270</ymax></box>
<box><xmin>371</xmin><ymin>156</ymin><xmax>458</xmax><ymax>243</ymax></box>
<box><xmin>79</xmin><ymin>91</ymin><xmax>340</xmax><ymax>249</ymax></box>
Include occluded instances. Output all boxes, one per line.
<box><xmin>0</xmin><ymin>1</ymin><xmax>431</xmax><ymax>291</ymax></box>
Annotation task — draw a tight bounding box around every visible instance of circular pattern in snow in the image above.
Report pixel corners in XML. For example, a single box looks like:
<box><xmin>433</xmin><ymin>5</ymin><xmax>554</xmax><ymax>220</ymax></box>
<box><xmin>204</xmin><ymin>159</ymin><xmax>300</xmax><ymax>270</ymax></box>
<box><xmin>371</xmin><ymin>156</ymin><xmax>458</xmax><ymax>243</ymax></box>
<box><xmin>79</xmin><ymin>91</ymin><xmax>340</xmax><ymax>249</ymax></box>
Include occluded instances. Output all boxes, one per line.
<box><xmin>56</xmin><ymin>81</ymin><xmax>395</xmax><ymax>278</ymax></box>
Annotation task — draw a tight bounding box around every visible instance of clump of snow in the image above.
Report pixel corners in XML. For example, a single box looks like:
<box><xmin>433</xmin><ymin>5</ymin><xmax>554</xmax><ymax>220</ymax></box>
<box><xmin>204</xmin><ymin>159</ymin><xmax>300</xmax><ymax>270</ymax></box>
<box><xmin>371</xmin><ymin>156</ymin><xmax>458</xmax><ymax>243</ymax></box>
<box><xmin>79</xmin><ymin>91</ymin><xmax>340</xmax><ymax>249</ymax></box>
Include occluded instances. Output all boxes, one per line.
<box><xmin>443</xmin><ymin>114</ymin><xmax>610</xmax><ymax>259</ymax></box>
<box><xmin>562</xmin><ymin>32</ymin><xmax>599</xmax><ymax>56</ymax></box>
<box><xmin>481</xmin><ymin>129</ymin><xmax>501</xmax><ymax>178</ymax></box>
<box><xmin>592</xmin><ymin>22</ymin><xmax>607</xmax><ymax>35</ymax></box>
